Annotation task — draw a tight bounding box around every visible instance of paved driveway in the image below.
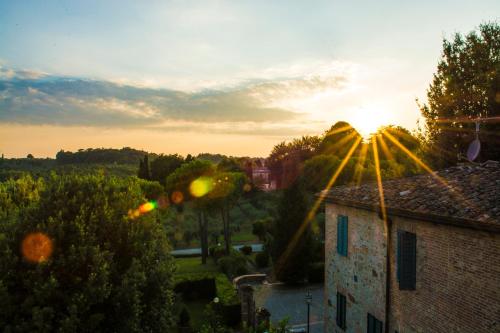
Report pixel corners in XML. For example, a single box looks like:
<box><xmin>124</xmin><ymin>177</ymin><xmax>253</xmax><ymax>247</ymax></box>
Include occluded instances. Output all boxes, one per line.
<box><xmin>254</xmin><ymin>283</ymin><xmax>324</xmax><ymax>333</ymax></box>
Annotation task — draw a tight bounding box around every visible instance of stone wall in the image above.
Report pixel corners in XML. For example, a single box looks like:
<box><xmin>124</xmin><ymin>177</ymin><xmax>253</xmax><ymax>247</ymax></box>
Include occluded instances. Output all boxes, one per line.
<box><xmin>324</xmin><ymin>204</ymin><xmax>387</xmax><ymax>333</ymax></box>
<box><xmin>324</xmin><ymin>202</ymin><xmax>500</xmax><ymax>333</ymax></box>
<box><xmin>389</xmin><ymin>214</ymin><xmax>500</xmax><ymax>333</ymax></box>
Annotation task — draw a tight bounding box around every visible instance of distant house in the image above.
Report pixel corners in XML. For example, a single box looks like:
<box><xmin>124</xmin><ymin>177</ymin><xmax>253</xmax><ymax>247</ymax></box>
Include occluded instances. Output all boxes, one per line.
<box><xmin>323</xmin><ymin>161</ymin><xmax>500</xmax><ymax>333</ymax></box>
<box><xmin>245</xmin><ymin>159</ymin><xmax>275</xmax><ymax>191</ymax></box>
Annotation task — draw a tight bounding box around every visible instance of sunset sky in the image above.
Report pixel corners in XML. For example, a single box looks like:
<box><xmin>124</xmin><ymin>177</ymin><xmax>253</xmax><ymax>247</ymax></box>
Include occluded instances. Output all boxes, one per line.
<box><xmin>1</xmin><ymin>0</ymin><xmax>499</xmax><ymax>158</ymax></box>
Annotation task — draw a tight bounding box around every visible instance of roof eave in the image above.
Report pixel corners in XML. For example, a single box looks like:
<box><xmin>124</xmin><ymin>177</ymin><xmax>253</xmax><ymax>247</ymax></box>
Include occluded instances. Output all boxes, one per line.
<box><xmin>322</xmin><ymin>195</ymin><xmax>500</xmax><ymax>234</ymax></box>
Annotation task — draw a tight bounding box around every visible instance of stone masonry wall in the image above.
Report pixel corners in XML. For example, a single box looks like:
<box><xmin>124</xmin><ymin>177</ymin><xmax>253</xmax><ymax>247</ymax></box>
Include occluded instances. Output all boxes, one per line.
<box><xmin>324</xmin><ymin>202</ymin><xmax>500</xmax><ymax>333</ymax></box>
<box><xmin>389</xmin><ymin>215</ymin><xmax>500</xmax><ymax>333</ymax></box>
<box><xmin>324</xmin><ymin>204</ymin><xmax>387</xmax><ymax>333</ymax></box>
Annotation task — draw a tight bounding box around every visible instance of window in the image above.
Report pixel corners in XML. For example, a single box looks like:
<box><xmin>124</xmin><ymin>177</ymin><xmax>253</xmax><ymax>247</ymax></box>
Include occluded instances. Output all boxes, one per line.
<box><xmin>337</xmin><ymin>215</ymin><xmax>348</xmax><ymax>256</ymax></box>
<box><xmin>336</xmin><ymin>292</ymin><xmax>346</xmax><ymax>329</ymax></box>
<box><xmin>397</xmin><ymin>230</ymin><xmax>417</xmax><ymax>290</ymax></box>
<box><xmin>367</xmin><ymin>313</ymin><xmax>383</xmax><ymax>333</ymax></box>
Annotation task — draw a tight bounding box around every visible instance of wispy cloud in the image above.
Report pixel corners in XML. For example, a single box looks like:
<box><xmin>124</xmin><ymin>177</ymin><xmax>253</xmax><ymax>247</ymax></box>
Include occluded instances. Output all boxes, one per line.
<box><xmin>0</xmin><ymin>66</ymin><xmax>348</xmax><ymax>135</ymax></box>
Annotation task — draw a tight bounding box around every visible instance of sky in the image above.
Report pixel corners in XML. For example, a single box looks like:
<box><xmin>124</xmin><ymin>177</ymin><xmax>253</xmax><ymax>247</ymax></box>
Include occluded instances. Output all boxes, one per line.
<box><xmin>1</xmin><ymin>0</ymin><xmax>499</xmax><ymax>158</ymax></box>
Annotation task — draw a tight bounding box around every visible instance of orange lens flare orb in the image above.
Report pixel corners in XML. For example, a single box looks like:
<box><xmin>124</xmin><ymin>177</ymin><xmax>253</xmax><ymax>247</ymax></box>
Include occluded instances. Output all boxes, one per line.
<box><xmin>171</xmin><ymin>191</ymin><xmax>184</xmax><ymax>204</ymax></box>
<box><xmin>128</xmin><ymin>200</ymin><xmax>159</xmax><ymax>219</ymax></box>
<box><xmin>21</xmin><ymin>232</ymin><xmax>53</xmax><ymax>263</ymax></box>
<box><xmin>243</xmin><ymin>184</ymin><xmax>252</xmax><ymax>192</ymax></box>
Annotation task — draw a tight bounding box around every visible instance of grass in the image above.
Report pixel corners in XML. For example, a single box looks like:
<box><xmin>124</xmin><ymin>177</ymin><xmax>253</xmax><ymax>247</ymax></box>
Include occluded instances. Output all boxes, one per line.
<box><xmin>175</xmin><ymin>257</ymin><xmax>219</xmax><ymax>276</ymax></box>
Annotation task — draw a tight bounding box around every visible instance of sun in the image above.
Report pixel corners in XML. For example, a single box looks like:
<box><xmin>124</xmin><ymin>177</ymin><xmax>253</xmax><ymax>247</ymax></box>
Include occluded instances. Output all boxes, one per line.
<box><xmin>349</xmin><ymin>107</ymin><xmax>390</xmax><ymax>139</ymax></box>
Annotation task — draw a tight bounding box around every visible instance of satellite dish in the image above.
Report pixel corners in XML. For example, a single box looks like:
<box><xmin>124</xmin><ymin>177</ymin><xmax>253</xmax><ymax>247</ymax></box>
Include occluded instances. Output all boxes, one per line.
<box><xmin>467</xmin><ymin>121</ymin><xmax>481</xmax><ymax>162</ymax></box>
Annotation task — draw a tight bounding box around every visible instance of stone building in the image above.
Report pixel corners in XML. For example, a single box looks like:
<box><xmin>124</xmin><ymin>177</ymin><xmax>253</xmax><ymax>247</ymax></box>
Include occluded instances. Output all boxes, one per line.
<box><xmin>323</xmin><ymin>161</ymin><xmax>500</xmax><ymax>333</ymax></box>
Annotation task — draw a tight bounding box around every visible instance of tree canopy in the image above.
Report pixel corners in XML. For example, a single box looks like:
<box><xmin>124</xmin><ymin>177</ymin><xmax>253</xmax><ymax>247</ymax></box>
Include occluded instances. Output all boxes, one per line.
<box><xmin>419</xmin><ymin>22</ymin><xmax>500</xmax><ymax>166</ymax></box>
<box><xmin>0</xmin><ymin>174</ymin><xmax>175</xmax><ymax>332</ymax></box>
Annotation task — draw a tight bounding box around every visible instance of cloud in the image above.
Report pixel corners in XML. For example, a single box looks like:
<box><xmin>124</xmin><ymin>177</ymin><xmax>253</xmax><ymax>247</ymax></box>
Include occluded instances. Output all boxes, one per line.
<box><xmin>0</xmin><ymin>66</ymin><xmax>348</xmax><ymax>135</ymax></box>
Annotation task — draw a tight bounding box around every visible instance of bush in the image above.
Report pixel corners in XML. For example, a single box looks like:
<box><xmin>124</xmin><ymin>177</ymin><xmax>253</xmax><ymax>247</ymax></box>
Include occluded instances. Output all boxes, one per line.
<box><xmin>240</xmin><ymin>245</ymin><xmax>253</xmax><ymax>255</ymax></box>
<box><xmin>255</xmin><ymin>252</ymin><xmax>270</xmax><ymax>268</ymax></box>
<box><xmin>308</xmin><ymin>262</ymin><xmax>325</xmax><ymax>283</ymax></box>
<box><xmin>174</xmin><ymin>277</ymin><xmax>216</xmax><ymax>301</ymax></box>
<box><xmin>217</xmin><ymin>253</ymin><xmax>248</xmax><ymax>278</ymax></box>
<box><xmin>209</xmin><ymin>244</ymin><xmax>226</xmax><ymax>262</ymax></box>
<box><xmin>0</xmin><ymin>174</ymin><xmax>176</xmax><ymax>332</ymax></box>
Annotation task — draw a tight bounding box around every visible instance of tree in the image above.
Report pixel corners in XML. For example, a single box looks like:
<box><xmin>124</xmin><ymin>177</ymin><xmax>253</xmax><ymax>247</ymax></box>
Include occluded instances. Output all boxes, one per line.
<box><xmin>419</xmin><ymin>22</ymin><xmax>500</xmax><ymax>167</ymax></box>
<box><xmin>0</xmin><ymin>174</ymin><xmax>175</xmax><ymax>332</ymax></box>
<box><xmin>137</xmin><ymin>154</ymin><xmax>151</xmax><ymax>180</ymax></box>
<box><xmin>26</xmin><ymin>153</ymin><xmax>34</xmax><ymax>159</ymax></box>
<box><xmin>166</xmin><ymin>160</ymin><xmax>215</xmax><ymax>264</ymax></box>
<box><xmin>206</xmin><ymin>171</ymin><xmax>246</xmax><ymax>254</ymax></box>
<box><xmin>267</xmin><ymin>136</ymin><xmax>321</xmax><ymax>189</ymax></box>
<box><xmin>270</xmin><ymin>180</ymin><xmax>312</xmax><ymax>283</ymax></box>
<box><xmin>149</xmin><ymin>154</ymin><xmax>184</xmax><ymax>184</ymax></box>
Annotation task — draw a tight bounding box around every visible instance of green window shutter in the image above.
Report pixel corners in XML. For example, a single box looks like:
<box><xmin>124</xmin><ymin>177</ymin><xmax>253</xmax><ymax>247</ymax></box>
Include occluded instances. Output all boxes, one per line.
<box><xmin>337</xmin><ymin>215</ymin><xmax>348</xmax><ymax>256</ymax></box>
<box><xmin>398</xmin><ymin>231</ymin><xmax>417</xmax><ymax>290</ymax></box>
<box><xmin>337</xmin><ymin>215</ymin><xmax>343</xmax><ymax>254</ymax></box>
<box><xmin>342</xmin><ymin>216</ymin><xmax>348</xmax><ymax>256</ymax></box>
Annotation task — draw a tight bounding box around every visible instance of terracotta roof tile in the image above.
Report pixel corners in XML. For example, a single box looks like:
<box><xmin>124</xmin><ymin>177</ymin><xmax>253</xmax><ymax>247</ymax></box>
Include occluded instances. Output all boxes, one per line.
<box><xmin>323</xmin><ymin>161</ymin><xmax>500</xmax><ymax>231</ymax></box>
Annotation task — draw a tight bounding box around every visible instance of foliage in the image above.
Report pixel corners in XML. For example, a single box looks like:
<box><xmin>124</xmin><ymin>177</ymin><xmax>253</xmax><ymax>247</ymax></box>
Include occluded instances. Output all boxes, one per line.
<box><xmin>419</xmin><ymin>22</ymin><xmax>500</xmax><ymax>166</ymax></box>
<box><xmin>217</xmin><ymin>252</ymin><xmax>249</xmax><ymax>279</ymax></box>
<box><xmin>0</xmin><ymin>174</ymin><xmax>175</xmax><ymax>332</ymax></box>
<box><xmin>209</xmin><ymin>244</ymin><xmax>226</xmax><ymax>262</ymax></box>
<box><xmin>137</xmin><ymin>154</ymin><xmax>151</xmax><ymax>180</ymax></box>
<box><xmin>56</xmin><ymin>147</ymin><xmax>150</xmax><ymax>165</ymax></box>
<box><xmin>252</xmin><ymin>218</ymin><xmax>271</xmax><ymax>242</ymax></box>
<box><xmin>266</xmin><ymin>135</ymin><xmax>321</xmax><ymax>188</ymax></box>
<box><xmin>318</xmin><ymin>121</ymin><xmax>362</xmax><ymax>156</ymax></box>
<box><xmin>166</xmin><ymin>160</ymin><xmax>215</xmax><ymax>264</ymax></box>
<box><xmin>149</xmin><ymin>154</ymin><xmax>184</xmax><ymax>184</ymax></box>
<box><xmin>271</xmin><ymin>180</ymin><xmax>312</xmax><ymax>283</ymax></box>
<box><xmin>137</xmin><ymin>178</ymin><xmax>165</xmax><ymax>200</ymax></box>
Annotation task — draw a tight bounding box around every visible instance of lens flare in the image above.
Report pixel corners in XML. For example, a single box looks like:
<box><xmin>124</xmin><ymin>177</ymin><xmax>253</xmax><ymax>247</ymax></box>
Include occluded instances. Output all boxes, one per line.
<box><xmin>129</xmin><ymin>200</ymin><xmax>159</xmax><ymax>219</ymax></box>
<box><xmin>189</xmin><ymin>177</ymin><xmax>214</xmax><ymax>197</ymax></box>
<box><xmin>171</xmin><ymin>191</ymin><xmax>184</xmax><ymax>204</ymax></box>
<box><xmin>139</xmin><ymin>201</ymin><xmax>157</xmax><ymax>213</ymax></box>
<box><xmin>22</xmin><ymin>232</ymin><xmax>53</xmax><ymax>263</ymax></box>
<box><xmin>243</xmin><ymin>184</ymin><xmax>252</xmax><ymax>192</ymax></box>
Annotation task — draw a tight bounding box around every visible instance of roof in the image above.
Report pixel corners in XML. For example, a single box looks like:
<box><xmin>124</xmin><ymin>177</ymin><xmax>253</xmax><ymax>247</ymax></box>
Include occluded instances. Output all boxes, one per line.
<box><xmin>322</xmin><ymin>161</ymin><xmax>500</xmax><ymax>233</ymax></box>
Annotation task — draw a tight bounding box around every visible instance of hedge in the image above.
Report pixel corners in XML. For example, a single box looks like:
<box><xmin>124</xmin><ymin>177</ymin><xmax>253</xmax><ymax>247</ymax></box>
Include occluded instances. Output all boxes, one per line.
<box><xmin>174</xmin><ymin>273</ymin><xmax>241</xmax><ymax>327</ymax></box>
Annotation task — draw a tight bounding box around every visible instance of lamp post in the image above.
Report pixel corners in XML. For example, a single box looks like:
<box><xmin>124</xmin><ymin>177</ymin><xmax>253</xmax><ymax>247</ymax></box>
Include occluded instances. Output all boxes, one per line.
<box><xmin>305</xmin><ymin>291</ymin><xmax>312</xmax><ymax>333</ymax></box>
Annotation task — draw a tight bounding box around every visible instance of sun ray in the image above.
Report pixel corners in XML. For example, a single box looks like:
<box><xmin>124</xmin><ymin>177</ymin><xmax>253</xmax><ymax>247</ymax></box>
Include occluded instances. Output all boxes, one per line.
<box><xmin>274</xmin><ymin>136</ymin><xmax>362</xmax><ymax>276</ymax></box>
<box><xmin>435</xmin><ymin>116</ymin><xmax>500</xmax><ymax>124</ymax></box>
<box><xmin>436</xmin><ymin>124</ymin><xmax>500</xmax><ymax>136</ymax></box>
<box><xmin>372</xmin><ymin>135</ymin><xmax>387</xmax><ymax>222</ymax></box>
<box><xmin>323</xmin><ymin>124</ymin><xmax>355</xmax><ymax>138</ymax></box>
<box><xmin>382</xmin><ymin>130</ymin><xmax>481</xmax><ymax>213</ymax></box>
<box><xmin>353</xmin><ymin>143</ymin><xmax>368</xmax><ymax>186</ymax></box>
<box><xmin>322</xmin><ymin>131</ymin><xmax>358</xmax><ymax>154</ymax></box>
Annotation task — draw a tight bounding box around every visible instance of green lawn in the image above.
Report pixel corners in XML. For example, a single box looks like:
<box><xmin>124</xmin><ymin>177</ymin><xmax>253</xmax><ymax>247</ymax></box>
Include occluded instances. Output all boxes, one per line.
<box><xmin>175</xmin><ymin>257</ymin><xmax>219</xmax><ymax>276</ymax></box>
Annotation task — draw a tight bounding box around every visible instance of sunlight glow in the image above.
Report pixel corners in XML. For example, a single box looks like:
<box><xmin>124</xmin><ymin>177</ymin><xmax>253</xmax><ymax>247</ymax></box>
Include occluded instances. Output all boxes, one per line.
<box><xmin>350</xmin><ymin>107</ymin><xmax>390</xmax><ymax>140</ymax></box>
